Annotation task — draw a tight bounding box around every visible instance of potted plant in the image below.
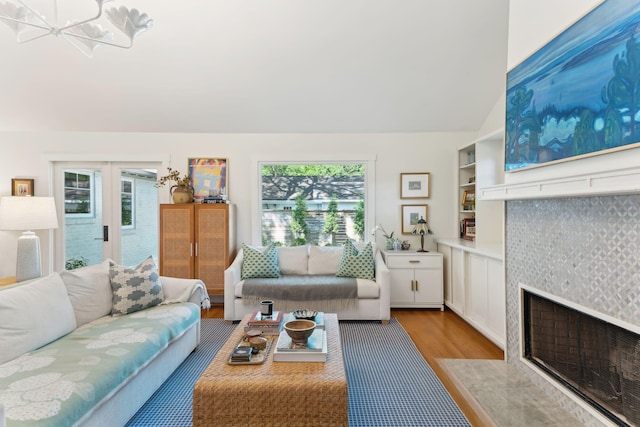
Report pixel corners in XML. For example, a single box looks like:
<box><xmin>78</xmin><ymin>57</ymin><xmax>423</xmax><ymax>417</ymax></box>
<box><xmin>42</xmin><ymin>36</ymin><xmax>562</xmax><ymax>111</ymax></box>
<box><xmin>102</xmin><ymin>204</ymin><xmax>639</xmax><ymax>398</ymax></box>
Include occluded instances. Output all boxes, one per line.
<box><xmin>156</xmin><ymin>167</ymin><xmax>193</xmax><ymax>203</ymax></box>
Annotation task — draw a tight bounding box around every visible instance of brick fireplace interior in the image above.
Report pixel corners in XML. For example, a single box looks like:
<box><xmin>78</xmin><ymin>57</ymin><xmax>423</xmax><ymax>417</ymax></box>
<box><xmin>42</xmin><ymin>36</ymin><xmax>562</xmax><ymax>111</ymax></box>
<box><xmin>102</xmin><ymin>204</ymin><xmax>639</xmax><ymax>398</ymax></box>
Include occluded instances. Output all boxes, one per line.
<box><xmin>506</xmin><ymin>195</ymin><xmax>640</xmax><ymax>426</ymax></box>
<box><xmin>523</xmin><ymin>289</ymin><xmax>640</xmax><ymax>426</ymax></box>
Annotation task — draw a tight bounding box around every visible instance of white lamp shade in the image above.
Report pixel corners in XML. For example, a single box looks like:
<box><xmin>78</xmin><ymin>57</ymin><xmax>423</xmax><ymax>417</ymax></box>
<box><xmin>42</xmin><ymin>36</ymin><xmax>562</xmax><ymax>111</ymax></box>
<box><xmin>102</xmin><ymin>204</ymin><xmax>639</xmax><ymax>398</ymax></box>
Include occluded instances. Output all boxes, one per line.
<box><xmin>0</xmin><ymin>196</ymin><xmax>58</xmax><ymax>231</ymax></box>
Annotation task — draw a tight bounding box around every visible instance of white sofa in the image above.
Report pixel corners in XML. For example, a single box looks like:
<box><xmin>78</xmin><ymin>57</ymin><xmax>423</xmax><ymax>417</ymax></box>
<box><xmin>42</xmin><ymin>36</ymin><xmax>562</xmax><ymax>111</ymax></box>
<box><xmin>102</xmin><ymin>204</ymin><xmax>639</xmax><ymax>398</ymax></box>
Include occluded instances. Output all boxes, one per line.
<box><xmin>0</xmin><ymin>259</ymin><xmax>209</xmax><ymax>427</ymax></box>
<box><xmin>224</xmin><ymin>243</ymin><xmax>390</xmax><ymax>322</ymax></box>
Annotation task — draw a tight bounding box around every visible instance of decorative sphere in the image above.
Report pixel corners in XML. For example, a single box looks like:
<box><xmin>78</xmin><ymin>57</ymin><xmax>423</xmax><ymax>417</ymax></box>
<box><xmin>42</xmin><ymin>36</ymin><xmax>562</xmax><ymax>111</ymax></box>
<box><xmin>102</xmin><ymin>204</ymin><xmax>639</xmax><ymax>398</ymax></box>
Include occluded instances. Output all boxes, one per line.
<box><xmin>284</xmin><ymin>319</ymin><xmax>316</xmax><ymax>344</ymax></box>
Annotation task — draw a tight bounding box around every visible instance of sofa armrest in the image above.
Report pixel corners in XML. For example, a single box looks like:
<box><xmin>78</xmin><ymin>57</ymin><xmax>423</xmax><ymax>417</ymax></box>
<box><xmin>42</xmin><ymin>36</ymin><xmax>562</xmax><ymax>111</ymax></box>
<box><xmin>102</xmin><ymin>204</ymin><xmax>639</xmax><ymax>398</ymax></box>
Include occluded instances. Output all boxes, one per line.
<box><xmin>224</xmin><ymin>248</ymin><xmax>244</xmax><ymax>320</ymax></box>
<box><xmin>375</xmin><ymin>250</ymin><xmax>391</xmax><ymax>321</ymax></box>
<box><xmin>160</xmin><ymin>276</ymin><xmax>210</xmax><ymax>309</ymax></box>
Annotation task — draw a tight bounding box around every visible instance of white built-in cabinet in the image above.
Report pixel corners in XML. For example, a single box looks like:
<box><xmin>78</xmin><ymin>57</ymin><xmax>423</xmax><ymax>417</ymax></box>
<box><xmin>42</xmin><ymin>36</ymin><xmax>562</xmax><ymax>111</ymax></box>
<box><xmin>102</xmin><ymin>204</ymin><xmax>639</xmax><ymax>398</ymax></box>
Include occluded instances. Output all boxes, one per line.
<box><xmin>382</xmin><ymin>250</ymin><xmax>443</xmax><ymax>310</ymax></box>
<box><xmin>437</xmin><ymin>129</ymin><xmax>506</xmax><ymax>350</ymax></box>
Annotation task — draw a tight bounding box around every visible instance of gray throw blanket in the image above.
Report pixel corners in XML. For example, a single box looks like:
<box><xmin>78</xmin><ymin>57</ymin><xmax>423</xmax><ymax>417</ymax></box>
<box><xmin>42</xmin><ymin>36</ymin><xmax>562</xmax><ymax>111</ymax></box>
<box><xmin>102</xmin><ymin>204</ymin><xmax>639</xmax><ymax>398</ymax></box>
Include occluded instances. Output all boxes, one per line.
<box><xmin>242</xmin><ymin>275</ymin><xmax>357</xmax><ymax>301</ymax></box>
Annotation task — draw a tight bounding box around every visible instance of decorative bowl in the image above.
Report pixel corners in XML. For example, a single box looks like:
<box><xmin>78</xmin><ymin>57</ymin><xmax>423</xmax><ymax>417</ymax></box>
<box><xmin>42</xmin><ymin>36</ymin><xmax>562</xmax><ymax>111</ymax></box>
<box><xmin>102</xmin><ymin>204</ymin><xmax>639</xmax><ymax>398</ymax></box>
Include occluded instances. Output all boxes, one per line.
<box><xmin>248</xmin><ymin>336</ymin><xmax>268</xmax><ymax>351</ymax></box>
<box><xmin>283</xmin><ymin>319</ymin><xmax>316</xmax><ymax>344</ymax></box>
<box><xmin>292</xmin><ymin>309</ymin><xmax>318</xmax><ymax>320</ymax></box>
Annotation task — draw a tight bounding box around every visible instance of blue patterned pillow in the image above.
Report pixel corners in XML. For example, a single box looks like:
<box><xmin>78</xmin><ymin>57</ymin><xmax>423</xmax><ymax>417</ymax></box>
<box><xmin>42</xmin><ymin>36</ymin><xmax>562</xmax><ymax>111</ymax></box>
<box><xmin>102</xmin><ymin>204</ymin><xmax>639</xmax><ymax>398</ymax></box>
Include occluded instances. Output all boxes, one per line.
<box><xmin>241</xmin><ymin>243</ymin><xmax>281</xmax><ymax>279</ymax></box>
<box><xmin>336</xmin><ymin>240</ymin><xmax>375</xmax><ymax>280</ymax></box>
<box><xmin>109</xmin><ymin>256</ymin><xmax>164</xmax><ymax>316</ymax></box>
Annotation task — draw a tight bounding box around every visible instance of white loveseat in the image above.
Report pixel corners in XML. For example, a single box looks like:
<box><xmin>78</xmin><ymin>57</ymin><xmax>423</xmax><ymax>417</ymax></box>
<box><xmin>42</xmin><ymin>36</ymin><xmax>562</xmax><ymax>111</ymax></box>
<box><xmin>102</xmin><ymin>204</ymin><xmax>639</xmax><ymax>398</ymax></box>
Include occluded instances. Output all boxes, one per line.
<box><xmin>0</xmin><ymin>258</ymin><xmax>209</xmax><ymax>427</ymax></box>
<box><xmin>224</xmin><ymin>243</ymin><xmax>390</xmax><ymax>322</ymax></box>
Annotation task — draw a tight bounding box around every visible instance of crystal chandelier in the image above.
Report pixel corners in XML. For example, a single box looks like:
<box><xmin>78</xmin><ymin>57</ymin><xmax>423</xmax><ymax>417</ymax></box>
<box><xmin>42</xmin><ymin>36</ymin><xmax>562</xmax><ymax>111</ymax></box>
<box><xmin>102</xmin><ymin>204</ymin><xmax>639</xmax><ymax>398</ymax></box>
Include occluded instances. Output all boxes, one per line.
<box><xmin>0</xmin><ymin>0</ymin><xmax>153</xmax><ymax>57</ymax></box>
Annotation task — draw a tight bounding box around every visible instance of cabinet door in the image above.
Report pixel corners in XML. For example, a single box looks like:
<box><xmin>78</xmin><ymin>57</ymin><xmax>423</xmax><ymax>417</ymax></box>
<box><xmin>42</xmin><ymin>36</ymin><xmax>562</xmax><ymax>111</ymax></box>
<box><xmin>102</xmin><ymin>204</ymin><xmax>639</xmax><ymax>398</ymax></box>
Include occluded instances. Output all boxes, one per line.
<box><xmin>159</xmin><ymin>204</ymin><xmax>194</xmax><ymax>279</ymax></box>
<box><xmin>389</xmin><ymin>268</ymin><xmax>417</xmax><ymax>306</ymax></box>
<box><xmin>450</xmin><ymin>248</ymin><xmax>465</xmax><ymax>313</ymax></box>
<box><xmin>467</xmin><ymin>253</ymin><xmax>488</xmax><ymax>325</ymax></box>
<box><xmin>486</xmin><ymin>258</ymin><xmax>505</xmax><ymax>343</ymax></box>
<box><xmin>195</xmin><ymin>205</ymin><xmax>229</xmax><ymax>295</ymax></box>
<box><xmin>438</xmin><ymin>244</ymin><xmax>453</xmax><ymax>305</ymax></box>
<box><xmin>413</xmin><ymin>268</ymin><xmax>443</xmax><ymax>305</ymax></box>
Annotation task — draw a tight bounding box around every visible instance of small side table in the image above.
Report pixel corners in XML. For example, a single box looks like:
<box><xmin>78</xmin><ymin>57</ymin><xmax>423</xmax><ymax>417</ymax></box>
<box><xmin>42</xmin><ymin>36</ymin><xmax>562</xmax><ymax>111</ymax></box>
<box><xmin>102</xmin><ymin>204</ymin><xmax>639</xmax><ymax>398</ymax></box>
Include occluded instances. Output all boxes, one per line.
<box><xmin>382</xmin><ymin>250</ymin><xmax>444</xmax><ymax>310</ymax></box>
<box><xmin>0</xmin><ymin>276</ymin><xmax>17</xmax><ymax>287</ymax></box>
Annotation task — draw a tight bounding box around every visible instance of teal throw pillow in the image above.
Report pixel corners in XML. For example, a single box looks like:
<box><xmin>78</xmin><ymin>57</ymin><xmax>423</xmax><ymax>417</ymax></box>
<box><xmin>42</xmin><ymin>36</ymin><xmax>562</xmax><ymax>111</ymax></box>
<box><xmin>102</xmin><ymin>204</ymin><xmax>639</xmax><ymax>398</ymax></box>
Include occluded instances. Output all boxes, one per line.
<box><xmin>241</xmin><ymin>243</ymin><xmax>281</xmax><ymax>279</ymax></box>
<box><xmin>336</xmin><ymin>240</ymin><xmax>375</xmax><ymax>280</ymax></box>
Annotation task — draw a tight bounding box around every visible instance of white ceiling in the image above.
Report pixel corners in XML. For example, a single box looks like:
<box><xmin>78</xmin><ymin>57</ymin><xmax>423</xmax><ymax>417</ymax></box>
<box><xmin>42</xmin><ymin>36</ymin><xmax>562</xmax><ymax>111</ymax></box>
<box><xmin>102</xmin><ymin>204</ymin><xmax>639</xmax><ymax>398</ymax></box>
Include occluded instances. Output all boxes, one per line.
<box><xmin>0</xmin><ymin>0</ymin><xmax>510</xmax><ymax>133</ymax></box>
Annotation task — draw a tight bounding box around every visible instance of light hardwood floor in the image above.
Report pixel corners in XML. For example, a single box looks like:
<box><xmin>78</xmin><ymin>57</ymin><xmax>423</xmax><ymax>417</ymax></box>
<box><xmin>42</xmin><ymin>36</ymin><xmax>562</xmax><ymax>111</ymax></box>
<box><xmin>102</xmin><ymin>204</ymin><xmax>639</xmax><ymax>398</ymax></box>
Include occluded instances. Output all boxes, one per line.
<box><xmin>202</xmin><ymin>305</ymin><xmax>503</xmax><ymax>427</ymax></box>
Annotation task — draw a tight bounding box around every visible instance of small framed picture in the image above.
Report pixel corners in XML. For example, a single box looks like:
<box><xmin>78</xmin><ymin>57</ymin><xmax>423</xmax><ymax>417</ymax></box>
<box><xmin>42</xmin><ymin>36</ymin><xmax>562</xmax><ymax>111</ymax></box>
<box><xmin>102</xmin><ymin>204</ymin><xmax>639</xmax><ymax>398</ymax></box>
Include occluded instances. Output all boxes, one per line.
<box><xmin>11</xmin><ymin>178</ymin><xmax>34</xmax><ymax>196</ymax></box>
<box><xmin>401</xmin><ymin>204</ymin><xmax>428</xmax><ymax>234</ymax></box>
<box><xmin>462</xmin><ymin>217</ymin><xmax>476</xmax><ymax>240</ymax></box>
<box><xmin>461</xmin><ymin>190</ymin><xmax>475</xmax><ymax>206</ymax></box>
<box><xmin>400</xmin><ymin>172</ymin><xmax>430</xmax><ymax>199</ymax></box>
<box><xmin>188</xmin><ymin>158</ymin><xmax>228</xmax><ymax>198</ymax></box>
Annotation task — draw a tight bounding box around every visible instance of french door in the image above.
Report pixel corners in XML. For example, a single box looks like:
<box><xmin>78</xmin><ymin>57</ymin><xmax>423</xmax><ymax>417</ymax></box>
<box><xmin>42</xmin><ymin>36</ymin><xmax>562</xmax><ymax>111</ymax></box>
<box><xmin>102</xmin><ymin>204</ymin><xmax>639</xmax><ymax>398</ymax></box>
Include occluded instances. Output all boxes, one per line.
<box><xmin>52</xmin><ymin>161</ymin><xmax>161</xmax><ymax>270</ymax></box>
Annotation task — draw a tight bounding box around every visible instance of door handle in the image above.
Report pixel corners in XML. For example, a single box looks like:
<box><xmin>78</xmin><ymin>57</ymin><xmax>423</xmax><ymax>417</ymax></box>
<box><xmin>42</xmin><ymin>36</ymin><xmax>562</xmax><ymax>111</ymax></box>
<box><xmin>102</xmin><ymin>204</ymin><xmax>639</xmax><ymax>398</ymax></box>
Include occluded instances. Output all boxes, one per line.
<box><xmin>94</xmin><ymin>226</ymin><xmax>109</xmax><ymax>241</ymax></box>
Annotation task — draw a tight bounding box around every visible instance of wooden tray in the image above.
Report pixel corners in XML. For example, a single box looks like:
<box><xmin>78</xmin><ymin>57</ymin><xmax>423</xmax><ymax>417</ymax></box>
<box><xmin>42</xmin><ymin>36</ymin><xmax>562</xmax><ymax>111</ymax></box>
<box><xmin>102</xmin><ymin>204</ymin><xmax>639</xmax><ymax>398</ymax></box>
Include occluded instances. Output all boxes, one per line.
<box><xmin>227</xmin><ymin>334</ymin><xmax>274</xmax><ymax>365</ymax></box>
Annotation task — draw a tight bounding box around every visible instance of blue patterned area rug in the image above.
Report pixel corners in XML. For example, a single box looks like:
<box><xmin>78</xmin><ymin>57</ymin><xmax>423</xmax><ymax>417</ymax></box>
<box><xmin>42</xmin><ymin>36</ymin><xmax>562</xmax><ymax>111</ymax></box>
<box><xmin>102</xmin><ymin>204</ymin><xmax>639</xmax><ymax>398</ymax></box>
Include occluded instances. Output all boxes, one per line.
<box><xmin>126</xmin><ymin>318</ymin><xmax>470</xmax><ymax>427</ymax></box>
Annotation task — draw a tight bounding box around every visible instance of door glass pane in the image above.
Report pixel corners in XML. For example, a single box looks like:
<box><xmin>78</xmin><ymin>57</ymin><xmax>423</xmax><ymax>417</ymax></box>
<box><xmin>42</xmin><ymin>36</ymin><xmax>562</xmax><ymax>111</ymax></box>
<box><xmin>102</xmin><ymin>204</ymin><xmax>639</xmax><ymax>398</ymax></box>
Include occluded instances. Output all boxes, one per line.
<box><xmin>120</xmin><ymin>169</ymin><xmax>159</xmax><ymax>268</ymax></box>
<box><xmin>64</xmin><ymin>168</ymin><xmax>103</xmax><ymax>269</ymax></box>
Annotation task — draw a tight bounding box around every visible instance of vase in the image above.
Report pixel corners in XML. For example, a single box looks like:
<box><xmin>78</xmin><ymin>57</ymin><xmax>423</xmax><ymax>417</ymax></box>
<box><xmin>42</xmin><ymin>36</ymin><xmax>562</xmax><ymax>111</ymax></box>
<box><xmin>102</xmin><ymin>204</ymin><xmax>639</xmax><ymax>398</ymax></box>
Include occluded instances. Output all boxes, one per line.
<box><xmin>385</xmin><ymin>239</ymin><xmax>394</xmax><ymax>250</ymax></box>
<box><xmin>170</xmin><ymin>185</ymin><xmax>194</xmax><ymax>204</ymax></box>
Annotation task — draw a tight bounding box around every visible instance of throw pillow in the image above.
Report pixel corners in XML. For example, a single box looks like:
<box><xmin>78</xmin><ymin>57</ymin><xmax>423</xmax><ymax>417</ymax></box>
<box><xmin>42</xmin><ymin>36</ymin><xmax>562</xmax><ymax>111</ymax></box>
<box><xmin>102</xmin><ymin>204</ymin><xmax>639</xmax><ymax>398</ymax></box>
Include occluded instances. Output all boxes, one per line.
<box><xmin>60</xmin><ymin>259</ymin><xmax>113</xmax><ymax>326</ymax></box>
<box><xmin>0</xmin><ymin>273</ymin><xmax>77</xmax><ymax>365</ymax></box>
<box><xmin>109</xmin><ymin>256</ymin><xmax>164</xmax><ymax>316</ymax></box>
<box><xmin>241</xmin><ymin>243</ymin><xmax>280</xmax><ymax>279</ymax></box>
<box><xmin>336</xmin><ymin>240</ymin><xmax>375</xmax><ymax>280</ymax></box>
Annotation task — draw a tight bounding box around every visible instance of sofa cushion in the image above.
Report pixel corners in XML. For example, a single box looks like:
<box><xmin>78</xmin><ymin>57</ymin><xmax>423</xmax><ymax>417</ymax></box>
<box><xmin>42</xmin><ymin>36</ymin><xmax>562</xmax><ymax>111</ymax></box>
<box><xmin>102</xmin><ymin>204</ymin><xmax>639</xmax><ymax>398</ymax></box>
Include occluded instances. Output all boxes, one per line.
<box><xmin>60</xmin><ymin>259</ymin><xmax>113</xmax><ymax>327</ymax></box>
<box><xmin>308</xmin><ymin>245</ymin><xmax>343</xmax><ymax>275</ymax></box>
<box><xmin>109</xmin><ymin>256</ymin><xmax>164</xmax><ymax>316</ymax></box>
<box><xmin>336</xmin><ymin>240</ymin><xmax>375</xmax><ymax>280</ymax></box>
<box><xmin>241</xmin><ymin>243</ymin><xmax>280</xmax><ymax>279</ymax></box>
<box><xmin>0</xmin><ymin>273</ymin><xmax>77</xmax><ymax>365</ymax></box>
<box><xmin>277</xmin><ymin>245</ymin><xmax>309</xmax><ymax>275</ymax></box>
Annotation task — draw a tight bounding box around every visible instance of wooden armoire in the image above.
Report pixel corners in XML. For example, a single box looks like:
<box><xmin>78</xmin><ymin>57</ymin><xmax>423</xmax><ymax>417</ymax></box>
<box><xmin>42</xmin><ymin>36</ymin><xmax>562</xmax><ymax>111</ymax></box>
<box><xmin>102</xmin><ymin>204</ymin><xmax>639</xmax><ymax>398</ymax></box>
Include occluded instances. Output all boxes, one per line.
<box><xmin>159</xmin><ymin>204</ymin><xmax>236</xmax><ymax>296</ymax></box>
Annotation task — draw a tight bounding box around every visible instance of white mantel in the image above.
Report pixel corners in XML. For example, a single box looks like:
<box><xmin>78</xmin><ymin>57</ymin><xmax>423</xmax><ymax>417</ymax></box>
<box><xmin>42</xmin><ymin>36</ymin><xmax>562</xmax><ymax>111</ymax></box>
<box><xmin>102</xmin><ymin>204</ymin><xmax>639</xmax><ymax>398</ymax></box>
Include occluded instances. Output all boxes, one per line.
<box><xmin>480</xmin><ymin>165</ymin><xmax>640</xmax><ymax>201</ymax></box>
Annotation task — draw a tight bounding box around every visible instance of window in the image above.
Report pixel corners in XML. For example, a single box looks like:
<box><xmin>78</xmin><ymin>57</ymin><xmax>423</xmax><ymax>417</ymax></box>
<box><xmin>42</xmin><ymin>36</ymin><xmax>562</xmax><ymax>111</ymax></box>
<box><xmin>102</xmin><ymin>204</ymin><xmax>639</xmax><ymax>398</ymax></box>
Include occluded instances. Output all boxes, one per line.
<box><xmin>64</xmin><ymin>170</ymin><xmax>93</xmax><ymax>217</ymax></box>
<box><xmin>260</xmin><ymin>163</ymin><xmax>367</xmax><ymax>246</ymax></box>
<box><xmin>121</xmin><ymin>177</ymin><xmax>134</xmax><ymax>228</ymax></box>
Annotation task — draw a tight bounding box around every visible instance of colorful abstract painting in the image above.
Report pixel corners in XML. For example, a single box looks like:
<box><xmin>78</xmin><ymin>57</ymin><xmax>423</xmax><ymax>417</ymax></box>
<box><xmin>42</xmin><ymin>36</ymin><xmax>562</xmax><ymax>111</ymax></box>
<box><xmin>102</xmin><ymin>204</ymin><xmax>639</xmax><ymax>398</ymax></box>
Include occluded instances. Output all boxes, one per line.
<box><xmin>506</xmin><ymin>0</ymin><xmax>640</xmax><ymax>171</ymax></box>
<box><xmin>188</xmin><ymin>158</ymin><xmax>228</xmax><ymax>198</ymax></box>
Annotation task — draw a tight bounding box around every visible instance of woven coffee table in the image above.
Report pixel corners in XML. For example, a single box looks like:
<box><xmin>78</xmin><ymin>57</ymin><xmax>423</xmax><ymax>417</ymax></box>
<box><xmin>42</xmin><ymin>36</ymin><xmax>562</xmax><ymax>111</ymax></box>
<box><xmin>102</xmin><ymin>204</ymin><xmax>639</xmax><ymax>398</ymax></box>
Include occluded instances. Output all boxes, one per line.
<box><xmin>193</xmin><ymin>313</ymin><xmax>348</xmax><ymax>427</ymax></box>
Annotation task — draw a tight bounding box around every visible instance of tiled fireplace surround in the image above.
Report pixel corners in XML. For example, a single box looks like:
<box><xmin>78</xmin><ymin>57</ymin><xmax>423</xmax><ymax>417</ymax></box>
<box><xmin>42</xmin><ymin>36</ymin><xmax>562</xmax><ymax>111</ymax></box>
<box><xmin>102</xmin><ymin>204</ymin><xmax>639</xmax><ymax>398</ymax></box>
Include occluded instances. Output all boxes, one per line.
<box><xmin>506</xmin><ymin>195</ymin><xmax>640</xmax><ymax>426</ymax></box>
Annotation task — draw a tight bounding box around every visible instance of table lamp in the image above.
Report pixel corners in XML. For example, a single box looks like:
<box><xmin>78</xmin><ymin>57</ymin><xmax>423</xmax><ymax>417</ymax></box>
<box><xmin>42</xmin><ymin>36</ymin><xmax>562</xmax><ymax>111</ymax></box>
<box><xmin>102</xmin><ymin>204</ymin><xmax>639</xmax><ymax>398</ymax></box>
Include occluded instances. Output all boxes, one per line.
<box><xmin>0</xmin><ymin>196</ymin><xmax>59</xmax><ymax>282</ymax></box>
<box><xmin>411</xmin><ymin>216</ymin><xmax>430</xmax><ymax>252</ymax></box>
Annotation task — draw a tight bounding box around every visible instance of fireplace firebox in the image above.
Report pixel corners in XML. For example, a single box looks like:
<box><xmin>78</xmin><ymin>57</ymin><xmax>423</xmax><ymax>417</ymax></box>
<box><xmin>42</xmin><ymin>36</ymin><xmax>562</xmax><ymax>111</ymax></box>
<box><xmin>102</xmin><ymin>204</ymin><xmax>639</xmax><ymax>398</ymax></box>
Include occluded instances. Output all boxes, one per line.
<box><xmin>523</xmin><ymin>290</ymin><xmax>640</xmax><ymax>426</ymax></box>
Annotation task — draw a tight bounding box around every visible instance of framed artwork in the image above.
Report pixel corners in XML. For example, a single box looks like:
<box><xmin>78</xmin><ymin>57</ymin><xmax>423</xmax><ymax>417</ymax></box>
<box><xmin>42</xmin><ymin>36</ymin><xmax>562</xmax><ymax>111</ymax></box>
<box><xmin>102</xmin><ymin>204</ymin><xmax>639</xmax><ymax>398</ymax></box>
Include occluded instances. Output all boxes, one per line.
<box><xmin>462</xmin><ymin>218</ymin><xmax>475</xmax><ymax>241</ymax></box>
<box><xmin>506</xmin><ymin>1</ymin><xmax>640</xmax><ymax>172</ymax></box>
<box><xmin>461</xmin><ymin>190</ymin><xmax>475</xmax><ymax>206</ymax></box>
<box><xmin>188</xmin><ymin>158</ymin><xmax>228</xmax><ymax>198</ymax></box>
<box><xmin>400</xmin><ymin>172</ymin><xmax>430</xmax><ymax>199</ymax></box>
<box><xmin>401</xmin><ymin>204</ymin><xmax>428</xmax><ymax>234</ymax></box>
<box><xmin>11</xmin><ymin>178</ymin><xmax>34</xmax><ymax>196</ymax></box>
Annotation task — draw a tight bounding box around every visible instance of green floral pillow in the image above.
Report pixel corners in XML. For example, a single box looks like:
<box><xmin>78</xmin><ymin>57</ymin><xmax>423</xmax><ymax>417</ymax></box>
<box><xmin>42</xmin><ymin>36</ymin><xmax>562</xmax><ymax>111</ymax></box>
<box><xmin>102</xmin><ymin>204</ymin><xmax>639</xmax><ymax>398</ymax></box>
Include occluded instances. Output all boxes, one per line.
<box><xmin>241</xmin><ymin>243</ymin><xmax>281</xmax><ymax>279</ymax></box>
<box><xmin>336</xmin><ymin>240</ymin><xmax>375</xmax><ymax>280</ymax></box>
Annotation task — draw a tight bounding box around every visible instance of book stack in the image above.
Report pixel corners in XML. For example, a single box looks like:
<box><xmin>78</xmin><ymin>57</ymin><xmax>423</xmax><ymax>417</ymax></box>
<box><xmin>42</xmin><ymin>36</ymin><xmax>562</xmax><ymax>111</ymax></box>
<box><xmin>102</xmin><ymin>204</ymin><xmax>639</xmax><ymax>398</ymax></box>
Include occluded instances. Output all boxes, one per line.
<box><xmin>203</xmin><ymin>195</ymin><xmax>226</xmax><ymax>204</ymax></box>
<box><xmin>244</xmin><ymin>310</ymin><xmax>284</xmax><ymax>335</ymax></box>
<box><xmin>230</xmin><ymin>346</ymin><xmax>252</xmax><ymax>363</ymax></box>
<box><xmin>273</xmin><ymin>328</ymin><xmax>328</xmax><ymax>362</ymax></box>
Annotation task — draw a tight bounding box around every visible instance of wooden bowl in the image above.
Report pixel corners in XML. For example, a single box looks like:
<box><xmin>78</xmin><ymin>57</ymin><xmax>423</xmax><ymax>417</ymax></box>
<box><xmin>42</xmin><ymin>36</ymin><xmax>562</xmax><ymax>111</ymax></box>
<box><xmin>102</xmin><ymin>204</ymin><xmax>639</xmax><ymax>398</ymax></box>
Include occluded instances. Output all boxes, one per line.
<box><xmin>283</xmin><ymin>319</ymin><xmax>316</xmax><ymax>344</ymax></box>
<box><xmin>248</xmin><ymin>336</ymin><xmax>268</xmax><ymax>351</ymax></box>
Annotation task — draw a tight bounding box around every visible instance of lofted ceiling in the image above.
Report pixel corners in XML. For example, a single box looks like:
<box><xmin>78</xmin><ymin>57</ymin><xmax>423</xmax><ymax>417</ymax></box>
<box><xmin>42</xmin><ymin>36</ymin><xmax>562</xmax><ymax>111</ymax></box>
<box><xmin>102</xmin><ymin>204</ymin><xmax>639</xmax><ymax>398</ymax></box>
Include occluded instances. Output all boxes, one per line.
<box><xmin>0</xmin><ymin>0</ymin><xmax>510</xmax><ymax>133</ymax></box>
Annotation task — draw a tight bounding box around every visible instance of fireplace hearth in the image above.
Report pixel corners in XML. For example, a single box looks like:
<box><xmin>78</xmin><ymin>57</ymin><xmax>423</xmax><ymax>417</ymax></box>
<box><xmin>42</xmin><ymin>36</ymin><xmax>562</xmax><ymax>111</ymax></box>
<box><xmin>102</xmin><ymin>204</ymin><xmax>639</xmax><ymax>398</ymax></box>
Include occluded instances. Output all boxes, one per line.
<box><xmin>523</xmin><ymin>290</ymin><xmax>640</xmax><ymax>427</ymax></box>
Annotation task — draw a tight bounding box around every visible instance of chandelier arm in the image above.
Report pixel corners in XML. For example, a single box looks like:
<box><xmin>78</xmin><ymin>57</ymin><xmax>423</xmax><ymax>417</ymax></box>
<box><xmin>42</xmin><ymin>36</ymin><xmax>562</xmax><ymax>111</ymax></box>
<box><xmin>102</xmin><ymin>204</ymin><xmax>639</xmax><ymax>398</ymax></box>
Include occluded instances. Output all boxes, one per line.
<box><xmin>61</xmin><ymin>30</ymin><xmax>133</xmax><ymax>49</ymax></box>
<box><xmin>17</xmin><ymin>30</ymin><xmax>53</xmax><ymax>43</ymax></box>
<box><xmin>57</xmin><ymin>2</ymin><xmax>104</xmax><ymax>32</ymax></box>
<box><xmin>0</xmin><ymin>14</ymin><xmax>52</xmax><ymax>31</ymax></box>
<box><xmin>14</xmin><ymin>0</ymin><xmax>53</xmax><ymax>29</ymax></box>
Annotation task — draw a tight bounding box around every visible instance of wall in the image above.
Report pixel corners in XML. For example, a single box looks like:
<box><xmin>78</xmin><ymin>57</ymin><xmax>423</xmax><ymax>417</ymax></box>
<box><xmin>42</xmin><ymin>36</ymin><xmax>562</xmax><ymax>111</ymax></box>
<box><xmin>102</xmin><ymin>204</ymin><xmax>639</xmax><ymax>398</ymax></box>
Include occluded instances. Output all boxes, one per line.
<box><xmin>0</xmin><ymin>131</ymin><xmax>472</xmax><ymax>277</ymax></box>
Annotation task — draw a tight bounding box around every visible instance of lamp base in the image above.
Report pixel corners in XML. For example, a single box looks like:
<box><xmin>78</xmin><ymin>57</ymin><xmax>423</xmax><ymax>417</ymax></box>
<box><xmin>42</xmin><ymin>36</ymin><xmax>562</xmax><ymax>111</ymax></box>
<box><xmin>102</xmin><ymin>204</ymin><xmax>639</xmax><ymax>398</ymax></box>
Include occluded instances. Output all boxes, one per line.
<box><xmin>416</xmin><ymin>249</ymin><xmax>429</xmax><ymax>252</ymax></box>
<box><xmin>16</xmin><ymin>231</ymin><xmax>41</xmax><ymax>282</ymax></box>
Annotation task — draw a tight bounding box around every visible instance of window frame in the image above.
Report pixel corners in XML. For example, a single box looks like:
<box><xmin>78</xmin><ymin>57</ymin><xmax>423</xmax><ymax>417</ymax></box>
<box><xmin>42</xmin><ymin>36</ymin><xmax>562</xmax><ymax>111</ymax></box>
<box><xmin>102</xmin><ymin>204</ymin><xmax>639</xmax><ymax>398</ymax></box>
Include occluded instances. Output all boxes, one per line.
<box><xmin>64</xmin><ymin>169</ymin><xmax>95</xmax><ymax>218</ymax></box>
<box><xmin>252</xmin><ymin>156</ymin><xmax>376</xmax><ymax>246</ymax></box>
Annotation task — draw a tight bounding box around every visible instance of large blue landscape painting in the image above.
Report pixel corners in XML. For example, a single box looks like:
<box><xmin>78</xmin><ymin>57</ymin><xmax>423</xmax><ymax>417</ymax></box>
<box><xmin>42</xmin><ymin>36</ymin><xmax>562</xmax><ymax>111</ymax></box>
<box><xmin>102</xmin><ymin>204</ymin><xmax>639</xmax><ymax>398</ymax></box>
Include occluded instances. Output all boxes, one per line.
<box><xmin>506</xmin><ymin>0</ymin><xmax>640</xmax><ymax>171</ymax></box>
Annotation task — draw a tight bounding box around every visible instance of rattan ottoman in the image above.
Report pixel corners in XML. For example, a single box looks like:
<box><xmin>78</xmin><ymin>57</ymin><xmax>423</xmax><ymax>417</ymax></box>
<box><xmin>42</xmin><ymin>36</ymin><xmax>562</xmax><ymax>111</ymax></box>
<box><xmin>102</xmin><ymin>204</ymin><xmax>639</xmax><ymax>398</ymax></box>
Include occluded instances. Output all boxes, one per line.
<box><xmin>193</xmin><ymin>313</ymin><xmax>348</xmax><ymax>427</ymax></box>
